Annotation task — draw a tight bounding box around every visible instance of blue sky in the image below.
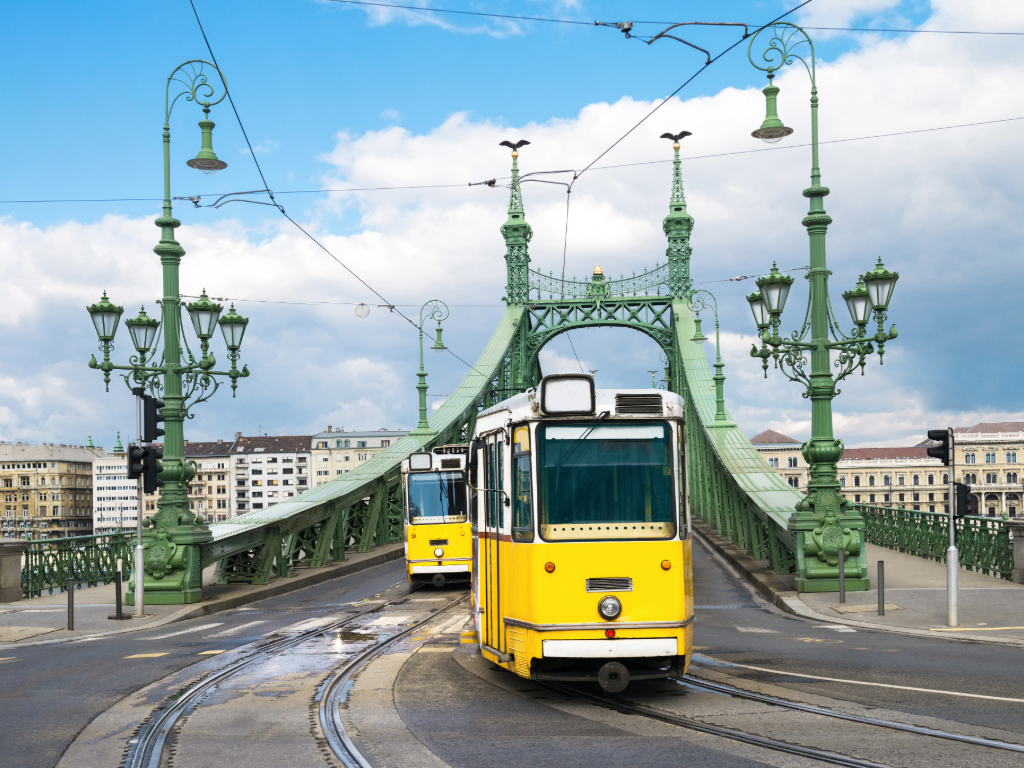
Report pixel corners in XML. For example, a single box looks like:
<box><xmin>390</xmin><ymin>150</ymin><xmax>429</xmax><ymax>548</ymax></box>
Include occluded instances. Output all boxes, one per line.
<box><xmin>1</xmin><ymin>0</ymin><xmax>1022</xmax><ymax>451</ymax></box>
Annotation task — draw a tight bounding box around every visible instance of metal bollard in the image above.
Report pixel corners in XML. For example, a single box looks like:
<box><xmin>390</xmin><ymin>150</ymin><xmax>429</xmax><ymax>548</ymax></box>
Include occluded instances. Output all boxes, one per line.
<box><xmin>67</xmin><ymin>580</ymin><xmax>75</xmax><ymax>631</ymax></box>
<box><xmin>838</xmin><ymin>549</ymin><xmax>846</xmax><ymax>604</ymax></box>
<box><xmin>878</xmin><ymin>561</ymin><xmax>885</xmax><ymax>616</ymax></box>
<box><xmin>109</xmin><ymin>569</ymin><xmax>125</xmax><ymax>621</ymax></box>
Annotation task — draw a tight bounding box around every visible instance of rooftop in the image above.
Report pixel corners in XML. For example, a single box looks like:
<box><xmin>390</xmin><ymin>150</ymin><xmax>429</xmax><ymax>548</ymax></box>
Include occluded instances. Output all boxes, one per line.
<box><xmin>312</xmin><ymin>429</ymin><xmax>409</xmax><ymax>440</ymax></box>
<box><xmin>232</xmin><ymin>435</ymin><xmax>313</xmax><ymax>454</ymax></box>
<box><xmin>840</xmin><ymin>447</ymin><xmax>935</xmax><ymax>461</ymax></box>
<box><xmin>0</xmin><ymin>444</ymin><xmax>106</xmax><ymax>462</ymax></box>
<box><xmin>749</xmin><ymin>429</ymin><xmax>802</xmax><ymax>446</ymax></box>
<box><xmin>184</xmin><ymin>440</ymin><xmax>235</xmax><ymax>458</ymax></box>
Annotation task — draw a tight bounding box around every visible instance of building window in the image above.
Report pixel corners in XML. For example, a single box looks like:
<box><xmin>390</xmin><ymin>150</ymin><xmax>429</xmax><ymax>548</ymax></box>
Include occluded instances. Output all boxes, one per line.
<box><xmin>869</xmin><ymin>494</ymin><xmax>875</xmax><ymax>503</ymax></box>
<box><xmin>965</xmin><ymin>453</ymin><xmax>975</xmax><ymax>464</ymax></box>
<box><xmin>767</xmin><ymin>457</ymin><xmax>779</xmax><ymax>468</ymax></box>
<box><xmin>929</xmin><ymin>505</ymin><xmax>935</xmax><ymax>512</ymax></box>
<box><xmin>913</xmin><ymin>504</ymin><xmax>920</xmax><ymax>510</ymax></box>
<box><xmin>927</xmin><ymin>474</ymin><xmax>934</xmax><ymax>485</ymax></box>
<box><xmin>343</xmin><ymin>455</ymin><xmax>350</xmax><ymax>462</ymax></box>
<box><xmin>928</xmin><ymin>493</ymin><xmax>934</xmax><ymax>501</ymax></box>
<box><xmin>913</xmin><ymin>493</ymin><xmax>920</xmax><ymax>501</ymax></box>
<box><xmin>942</xmin><ymin>473</ymin><xmax>948</xmax><ymax>484</ymax></box>
<box><xmin>853</xmin><ymin>476</ymin><xmax>861</xmax><ymax>487</ymax></box>
<box><xmin>1009</xmin><ymin>472</ymin><xmax>1018</xmax><ymax>484</ymax></box>
<box><xmin>787</xmin><ymin>477</ymin><xmax>799</xmax><ymax>488</ymax></box>
<box><xmin>317</xmin><ymin>441</ymin><xmax>327</xmax><ymax>449</ymax></box>
<box><xmin>839</xmin><ymin>476</ymin><xmax>846</xmax><ymax>487</ymax></box>
<box><xmin>883</xmin><ymin>475</ymin><xmax>890</xmax><ymax>486</ymax></box>
<box><xmin>868</xmin><ymin>476</ymin><xmax>875</xmax><ymax>487</ymax></box>
<box><xmin>985</xmin><ymin>473</ymin><xmax>996</xmax><ymax>484</ymax></box>
<box><xmin>883</xmin><ymin>494</ymin><xmax>889</xmax><ymax>502</ymax></box>
<box><xmin>381</xmin><ymin>440</ymin><xmax>390</xmax><ymax>447</ymax></box>
<box><xmin>1007</xmin><ymin>452</ymin><xmax>1017</xmax><ymax>463</ymax></box>
<box><xmin>854</xmin><ymin>494</ymin><xmax>861</xmax><ymax>503</ymax></box>
<box><xmin>898</xmin><ymin>493</ymin><xmax>905</xmax><ymax>502</ymax></box>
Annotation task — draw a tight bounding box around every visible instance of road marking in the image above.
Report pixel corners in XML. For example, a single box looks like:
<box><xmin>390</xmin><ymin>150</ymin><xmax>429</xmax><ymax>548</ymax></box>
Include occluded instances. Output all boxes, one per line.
<box><xmin>148</xmin><ymin>623</ymin><xmax>224</xmax><ymax>640</ymax></box>
<box><xmin>929</xmin><ymin>626</ymin><xmax>1024</xmax><ymax>632</ymax></box>
<box><xmin>15</xmin><ymin>609</ymin><xmax>62</xmax><ymax>613</ymax></box>
<box><xmin>0</xmin><ymin>657</ymin><xmax>15</xmax><ymax>662</ymax></box>
<box><xmin>813</xmin><ymin>625</ymin><xmax>857</xmax><ymax>633</ymax></box>
<box><xmin>694</xmin><ymin>655</ymin><xmax>1024</xmax><ymax>703</ymax></box>
<box><xmin>206</xmin><ymin>621</ymin><xmax>267</xmax><ymax>637</ymax></box>
<box><xmin>198</xmin><ymin>650</ymin><xmax>226</xmax><ymax>655</ymax></box>
<box><xmin>735</xmin><ymin>627</ymin><xmax>777</xmax><ymax>633</ymax></box>
<box><xmin>794</xmin><ymin>638</ymin><xmax>843</xmax><ymax>643</ymax></box>
<box><xmin>281</xmin><ymin>617</ymin><xmax>335</xmax><ymax>632</ymax></box>
<box><xmin>125</xmin><ymin>653</ymin><xmax>169</xmax><ymax>658</ymax></box>
<box><xmin>369</xmin><ymin>615</ymin><xmax>411</xmax><ymax>626</ymax></box>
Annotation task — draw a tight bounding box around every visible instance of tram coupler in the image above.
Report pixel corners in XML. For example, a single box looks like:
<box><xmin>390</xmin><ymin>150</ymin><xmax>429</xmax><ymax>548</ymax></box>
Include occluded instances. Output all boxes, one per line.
<box><xmin>432</xmin><ymin>574</ymin><xmax>446</xmax><ymax>588</ymax></box>
<box><xmin>598</xmin><ymin>662</ymin><xmax>630</xmax><ymax>693</ymax></box>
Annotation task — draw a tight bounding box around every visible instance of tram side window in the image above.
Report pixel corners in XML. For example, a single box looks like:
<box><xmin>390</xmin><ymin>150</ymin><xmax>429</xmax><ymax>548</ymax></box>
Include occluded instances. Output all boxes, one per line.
<box><xmin>512</xmin><ymin>427</ymin><xmax>533</xmax><ymax>541</ymax></box>
<box><xmin>487</xmin><ymin>443</ymin><xmax>497</xmax><ymax>528</ymax></box>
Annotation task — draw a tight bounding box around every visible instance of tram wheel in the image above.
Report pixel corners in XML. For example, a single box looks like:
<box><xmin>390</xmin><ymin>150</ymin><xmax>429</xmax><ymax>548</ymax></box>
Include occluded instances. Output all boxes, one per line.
<box><xmin>598</xmin><ymin>662</ymin><xmax>629</xmax><ymax>693</ymax></box>
<box><xmin>432</xmin><ymin>574</ymin><xmax>446</xmax><ymax>588</ymax></box>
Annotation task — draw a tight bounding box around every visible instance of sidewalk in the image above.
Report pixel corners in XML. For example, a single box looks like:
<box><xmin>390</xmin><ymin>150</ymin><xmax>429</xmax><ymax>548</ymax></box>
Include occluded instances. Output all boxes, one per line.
<box><xmin>0</xmin><ymin>543</ymin><xmax>404</xmax><ymax>649</ymax></box>
<box><xmin>695</xmin><ymin>521</ymin><xmax>1024</xmax><ymax>646</ymax></box>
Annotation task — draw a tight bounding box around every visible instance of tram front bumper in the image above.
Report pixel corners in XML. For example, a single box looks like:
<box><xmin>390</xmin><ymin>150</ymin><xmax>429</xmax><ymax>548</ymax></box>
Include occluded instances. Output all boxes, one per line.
<box><xmin>542</xmin><ymin>637</ymin><xmax>677</xmax><ymax>658</ymax></box>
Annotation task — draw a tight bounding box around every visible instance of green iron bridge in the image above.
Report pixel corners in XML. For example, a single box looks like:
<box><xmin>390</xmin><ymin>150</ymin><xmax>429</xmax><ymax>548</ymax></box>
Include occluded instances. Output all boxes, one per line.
<box><xmin>186</xmin><ymin>144</ymin><xmax>811</xmax><ymax>595</ymax></box>
<box><xmin>23</xmin><ymin>144</ymin><xmax>1018</xmax><ymax>603</ymax></box>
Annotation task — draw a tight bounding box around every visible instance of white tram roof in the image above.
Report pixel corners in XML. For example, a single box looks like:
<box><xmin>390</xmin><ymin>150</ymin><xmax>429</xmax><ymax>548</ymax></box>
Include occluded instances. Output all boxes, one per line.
<box><xmin>476</xmin><ymin>387</ymin><xmax>683</xmax><ymax>435</ymax></box>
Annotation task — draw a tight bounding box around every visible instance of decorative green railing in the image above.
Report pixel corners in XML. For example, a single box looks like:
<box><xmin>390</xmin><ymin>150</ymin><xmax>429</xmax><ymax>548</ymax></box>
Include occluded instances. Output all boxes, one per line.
<box><xmin>675</xmin><ymin>299</ymin><xmax>803</xmax><ymax>576</ymax></box>
<box><xmin>528</xmin><ymin>262</ymin><xmax>669</xmax><ymax>300</ymax></box>
<box><xmin>859</xmin><ymin>504</ymin><xmax>1014</xmax><ymax>580</ymax></box>
<box><xmin>22</xmin><ymin>531</ymin><xmax>134</xmax><ymax>599</ymax></box>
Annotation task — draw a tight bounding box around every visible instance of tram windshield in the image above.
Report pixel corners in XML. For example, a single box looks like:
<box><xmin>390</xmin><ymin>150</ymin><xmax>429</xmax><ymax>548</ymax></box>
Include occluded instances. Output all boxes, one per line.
<box><xmin>407</xmin><ymin>471</ymin><xmax>468</xmax><ymax>524</ymax></box>
<box><xmin>537</xmin><ymin>422</ymin><xmax>675</xmax><ymax>540</ymax></box>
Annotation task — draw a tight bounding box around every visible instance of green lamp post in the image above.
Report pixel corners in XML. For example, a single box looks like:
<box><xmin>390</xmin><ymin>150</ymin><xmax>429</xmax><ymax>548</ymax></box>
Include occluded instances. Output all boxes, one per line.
<box><xmin>85</xmin><ymin>61</ymin><xmax>250</xmax><ymax>605</ymax></box>
<box><xmin>409</xmin><ymin>300</ymin><xmax>449</xmax><ymax>436</ymax></box>
<box><xmin>690</xmin><ymin>290</ymin><xmax>732</xmax><ymax>425</ymax></box>
<box><xmin>745</xmin><ymin>24</ymin><xmax>900</xmax><ymax>592</ymax></box>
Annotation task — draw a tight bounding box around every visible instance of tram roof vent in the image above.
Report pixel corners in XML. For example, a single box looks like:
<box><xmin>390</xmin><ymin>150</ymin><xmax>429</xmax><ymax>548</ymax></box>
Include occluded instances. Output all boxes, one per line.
<box><xmin>586</xmin><ymin>577</ymin><xmax>633</xmax><ymax>592</ymax></box>
<box><xmin>439</xmin><ymin>457</ymin><xmax>463</xmax><ymax>469</ymax></box>
<box><xmin>615</xmin><ymin>394</ymin><xmax>662</xmax><ymax>415</ymax></box>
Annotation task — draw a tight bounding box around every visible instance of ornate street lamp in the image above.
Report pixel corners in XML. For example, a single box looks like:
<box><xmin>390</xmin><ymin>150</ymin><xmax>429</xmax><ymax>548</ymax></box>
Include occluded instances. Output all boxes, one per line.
<box><xmin>745</xmin><ymin>23</ymin><xmax>900</xmax><ymax>592</ymax></box>
<box><xmin>85</xmin><ymin>60</ymin><xmax>252</xmax><ymax>607</ymax></box>
<box><xmin>409</xmin><ymin>300</ymin><xmax>449</xmax><ymax>436</ymax></box>
<box><xmin>125</xmin><ymin>307</ymin><xmax>161</xmax><ymax>356</ymax></box>
<box><xmin>690</xmin><ymin>290</ymin><xmax>731</xmax><ymax>424</ymax></box>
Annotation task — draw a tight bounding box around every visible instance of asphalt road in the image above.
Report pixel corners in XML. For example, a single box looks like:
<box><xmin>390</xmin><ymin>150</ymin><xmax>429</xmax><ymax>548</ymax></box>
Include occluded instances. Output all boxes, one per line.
<box><xmin>0</xmin><ymin>559</ymin><xmax>409</xmax><ymax>768</ymax></box>
<box><xmin>689</xmin><ymin>536</ymin><xmax>1024</xmax><ymax>733</ymax></box>
<box><xmin>6</xmin><ymin>539</ymin><xmax>1024</xmax><ymax>768</ymax></box>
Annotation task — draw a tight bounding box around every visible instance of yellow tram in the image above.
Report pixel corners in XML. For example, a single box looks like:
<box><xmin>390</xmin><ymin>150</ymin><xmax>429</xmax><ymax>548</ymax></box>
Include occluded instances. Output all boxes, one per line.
<box><xmin>401</xmin><ymin>445</ymin><xmax>473</xmax><ymax>587</ymax></box>
<box><xmin>470</xmin><ymin>374</ymin><xmax>693</xmax><ymax>692</ymax></box>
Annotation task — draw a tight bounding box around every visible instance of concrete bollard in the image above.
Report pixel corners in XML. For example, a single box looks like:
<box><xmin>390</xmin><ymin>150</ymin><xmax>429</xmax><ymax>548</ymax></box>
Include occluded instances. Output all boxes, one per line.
<box><xmin>878</xmin><ymin>561</ymin><xmax>885</xmax><ymax>616</ymax></box>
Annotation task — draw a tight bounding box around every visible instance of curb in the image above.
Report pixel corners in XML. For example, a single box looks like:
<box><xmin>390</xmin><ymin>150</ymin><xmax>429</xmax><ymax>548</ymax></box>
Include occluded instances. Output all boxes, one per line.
<box><xmin>692</xmin><ymin>521</ymin><xmax>1024</xmax><ymax>648</ymax></box>
<box><xmin>0</xmin><ymin>544</ymin><xmax>405</xmax><ymax>649</ymax></box>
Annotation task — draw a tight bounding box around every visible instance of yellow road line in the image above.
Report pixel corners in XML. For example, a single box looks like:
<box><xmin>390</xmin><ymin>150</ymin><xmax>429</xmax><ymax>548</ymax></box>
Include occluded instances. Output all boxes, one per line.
<box><xmin>198</xmin><ymin>650</ymin><xmax>226</xmax><ymax>655</ymax></box>
<box><xmin>929</xmin><ymin>626</ymin><xmax>1024</xmax><ymax>632</ymax></box>
<box><xmin>124</xmin><ymin>653</ymin><xmax>169</xmax><ymax>658</ymax></box>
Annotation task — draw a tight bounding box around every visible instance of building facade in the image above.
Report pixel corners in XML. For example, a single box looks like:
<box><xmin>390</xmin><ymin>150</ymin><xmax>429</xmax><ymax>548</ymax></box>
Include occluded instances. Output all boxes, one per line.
<box><xmin>2</xmin><ymin>441</ymin><xmax>105</xmax><ymax>539</ymax></box>
<box><xmin>231</xmin><ymin>435</ymin><xmax>312</xmax><ymax>514</ymax></box>
<box><xmin>185</xmin><ymin>441</ymin><xmax>232</xmax><ymax>521</ymax></box>
<box><xmin>310</xmin><ymin>427</ymin><xmax>409</xmax><ymax>488</ymax></box>
<box><xmin>92</xmin><ymin>434</ymin><xmax>140</xmax><ymax>534</ymax></box>
<box><xmin>753</xmin><ymin>422</ymin><xmax>1024</xmax><ymax>518</ymax></box>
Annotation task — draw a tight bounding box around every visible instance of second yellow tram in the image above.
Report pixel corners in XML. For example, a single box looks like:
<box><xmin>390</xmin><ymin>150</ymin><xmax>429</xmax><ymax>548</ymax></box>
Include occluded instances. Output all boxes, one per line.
<box><xmin>401</xmin><ymin>445</ymin><xmax>473</xmax><ymax>587</ymax></box>
<box><xmin>470</xmin><ymin>374</ymin><xmax>693</xmax><ymax>692</ymax></box>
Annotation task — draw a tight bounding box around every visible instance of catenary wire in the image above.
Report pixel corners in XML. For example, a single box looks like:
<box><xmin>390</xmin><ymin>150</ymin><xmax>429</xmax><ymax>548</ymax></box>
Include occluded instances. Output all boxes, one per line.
<box><xmin>325</xmin><ymin>0</ymin><xmax>1024</xmax><ymax>36</ymax></box>
<box><xmin>5</xmin><ymin>115</ymin><xmax>1021</xmax><ymax>204</ymax></box>
<box><xmin>188</xmin><ymin>0</ymin><xmax>493</xmax><ymax>378</ymax></box>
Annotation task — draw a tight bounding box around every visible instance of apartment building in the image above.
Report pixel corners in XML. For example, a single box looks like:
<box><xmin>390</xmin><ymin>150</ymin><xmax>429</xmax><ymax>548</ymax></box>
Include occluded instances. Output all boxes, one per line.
<box><xmin>753</xmin><ymin>422</ymin><xmax>1024</xmax><ymax>517</ymax></box>
<box><xmin>231</xmin><ymin>434</ymin><xmax>312</xmax><ymax>514</ymax></box>
<box><xmin>92</xmin><ymin>434</ymin><xmax>139</xmax><ymax>534</ymax></box>
<box><xmin>310</xmin><ymin>427</ymin><xmax>409</xmax><ymax>487</ymax></box>
<box><xmin>185</xmin><ymin>441</ymin><xmax>232</xmax><ymax>521</ymax></box>
<box><xmin>2</xmin><ymin>440</ymin><xmax>105</xmax><ymax>540</ymax></box>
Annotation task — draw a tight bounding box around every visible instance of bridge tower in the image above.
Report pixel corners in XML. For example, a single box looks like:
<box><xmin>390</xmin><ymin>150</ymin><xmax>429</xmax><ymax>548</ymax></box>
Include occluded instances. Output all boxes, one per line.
<box><xmin>663</xmin><ymin>139</ymin><xmax>694</xmax><ymax>299</ymax></box>
<box><xmin>501</xmin><ymin>148</ymin><xmax>532</xmax><ymax>305</ymax></box>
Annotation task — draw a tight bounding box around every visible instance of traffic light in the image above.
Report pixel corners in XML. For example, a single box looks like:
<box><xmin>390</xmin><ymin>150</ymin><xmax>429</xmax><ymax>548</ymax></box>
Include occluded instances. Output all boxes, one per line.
<box><xmin>954</xmin><ymin>482</ymin><xmax>971</xmax><ymax>518</ymax></box>
<box><xmin>143</xmin><ymin>444</ymin><xmax>164</xmax><ymax>494</ymax></box>
<box><xmin>127</xmin><ymin>443</ymin><xmax>145</xmax><ymax>480</ymax></box>
<box><xmin>143</xmin><ymin>395</ymin><xmax>166</xmax><ymax>443</ymax></box>
<box><xmin>926</xmin><ymin>428</ymin><xmax>951</xmax><ymax>466</ymax></box>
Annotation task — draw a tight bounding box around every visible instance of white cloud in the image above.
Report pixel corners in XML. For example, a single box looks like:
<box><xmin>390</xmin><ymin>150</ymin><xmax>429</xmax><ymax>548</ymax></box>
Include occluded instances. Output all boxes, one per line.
<box><xmin>3</xmin><ymin>0</ymin><xmax>1024</xmax><ymax>450</ymax></box>
<box><xmin>381</xmin><ymin>108</ymin><xmax>401</xmax><ymax>122</ymax></box>
<box><xmin>240</xmin><ymin>139</ymin><xmax>280</xmax><ymax>155</ymax></box>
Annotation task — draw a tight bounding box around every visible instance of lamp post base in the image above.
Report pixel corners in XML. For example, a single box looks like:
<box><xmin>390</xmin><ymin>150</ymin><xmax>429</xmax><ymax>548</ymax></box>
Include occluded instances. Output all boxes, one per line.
<box><xmin>126</xmin><ymin>523</ymin><xmax>212</xmax><ymax>605</ymax></box>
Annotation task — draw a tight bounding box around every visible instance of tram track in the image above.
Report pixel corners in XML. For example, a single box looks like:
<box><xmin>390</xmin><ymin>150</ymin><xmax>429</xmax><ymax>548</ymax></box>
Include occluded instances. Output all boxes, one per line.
<box><xmin>539</xmin><ymin>678</ymin><xmax>894</xmax><ymax>768</ymax></box>
<box><xmin>123</xmin><ymin>583</ymin><xmax>428</xmax><ymax>768</ymax></box>
<box><xmin>677</xmin><ymin>675</ymin><xmax>1024</xmax><ymax>755</ymax></box>
<box><xmin>319</xmin><ymin>593</ymin><xmax>470</xmax><ymax>767</ymax></box>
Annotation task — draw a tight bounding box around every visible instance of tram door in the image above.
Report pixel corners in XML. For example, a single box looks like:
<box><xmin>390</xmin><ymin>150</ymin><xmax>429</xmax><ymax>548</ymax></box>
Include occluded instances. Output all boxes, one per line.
<box><xmin>480</xmin><ymin>435</ymin><xmax>505</xmax><ymax>653</ymax></box>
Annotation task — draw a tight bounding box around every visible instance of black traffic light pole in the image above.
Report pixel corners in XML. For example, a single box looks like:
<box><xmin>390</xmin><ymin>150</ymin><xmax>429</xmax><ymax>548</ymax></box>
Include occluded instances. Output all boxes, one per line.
<box><xmin>927</xmin><ymin>427</ymin><xmax>958</xmax><ymax>627</ymax></box>
<box><xmin>132</xmin><ymin>388</ymin><xmax>146</xmax><ymax>618</ymax></box>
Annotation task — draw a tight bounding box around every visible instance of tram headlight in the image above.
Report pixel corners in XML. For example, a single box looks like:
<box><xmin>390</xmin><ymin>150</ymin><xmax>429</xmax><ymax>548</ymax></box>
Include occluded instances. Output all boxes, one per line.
<box><xmin>598</xmin><ymin>595</ymin><xmax>622</xmax><ymax>620</ymax></box>
<box><xmin>434</xmin><ymin>547</ymin><xmax>444</xmax><ymax>558</ymax></box>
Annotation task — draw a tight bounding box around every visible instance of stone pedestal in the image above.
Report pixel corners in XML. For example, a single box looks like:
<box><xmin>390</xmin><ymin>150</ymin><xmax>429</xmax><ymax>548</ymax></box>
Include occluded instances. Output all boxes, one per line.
<box><xmin>1008</xmin><ymin>519</ymin><xmax>1024</xmax><ymax>585</ymax></box>
<box><xmin>0</xmin><ymin>539</ymin><xmax>31</xmax><ymax>602</ymax></box>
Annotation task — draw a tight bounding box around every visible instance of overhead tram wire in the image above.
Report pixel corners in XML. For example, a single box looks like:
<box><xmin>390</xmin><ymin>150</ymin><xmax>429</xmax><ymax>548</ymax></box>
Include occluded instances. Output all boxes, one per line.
<box><xmin>325</xmin><ymin>0</ymin><xmax>1024</xmax><ymax>36</ymax></box>
<box><xmin>188</xmin><ymin>0</ymin><xmax>495</xmax><ymax>380</ymax></box>
<box><xmin>6</xmin><ymin>114</ymin><xmax>1023</xmax><ymax>205</ymax></box>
